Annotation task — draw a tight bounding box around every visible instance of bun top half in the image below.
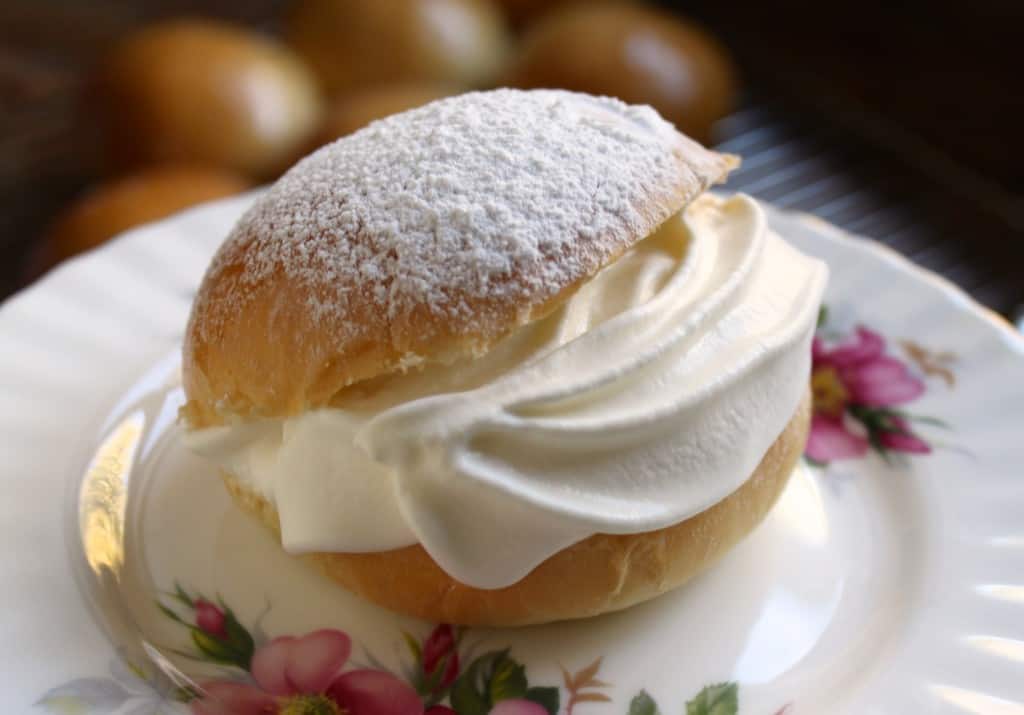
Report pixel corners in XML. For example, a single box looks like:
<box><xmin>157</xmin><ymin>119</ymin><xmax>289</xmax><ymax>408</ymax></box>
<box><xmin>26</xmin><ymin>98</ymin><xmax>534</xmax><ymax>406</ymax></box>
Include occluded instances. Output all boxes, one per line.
<box><xmin>182</xmin><ymin>89</ymin><xmax>736</xmax><ymax>427</ymax></box>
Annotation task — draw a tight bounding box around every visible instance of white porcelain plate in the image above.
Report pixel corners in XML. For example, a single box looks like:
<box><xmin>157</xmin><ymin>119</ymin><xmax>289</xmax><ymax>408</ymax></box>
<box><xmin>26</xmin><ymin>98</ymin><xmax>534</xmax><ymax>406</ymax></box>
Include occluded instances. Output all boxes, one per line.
<box><xmin>1</xmin><ymin>194</ymin><xmax>1022</xmax><ymax>715</ymax></box>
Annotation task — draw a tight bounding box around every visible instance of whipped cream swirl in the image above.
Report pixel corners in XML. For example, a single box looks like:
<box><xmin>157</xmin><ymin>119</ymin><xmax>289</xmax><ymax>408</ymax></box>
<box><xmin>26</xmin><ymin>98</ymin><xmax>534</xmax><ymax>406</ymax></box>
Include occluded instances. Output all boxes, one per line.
<box><xmin>185</xmin><ymin>194</ymin><xmax>828</xmax><ymax>589</ymax></box>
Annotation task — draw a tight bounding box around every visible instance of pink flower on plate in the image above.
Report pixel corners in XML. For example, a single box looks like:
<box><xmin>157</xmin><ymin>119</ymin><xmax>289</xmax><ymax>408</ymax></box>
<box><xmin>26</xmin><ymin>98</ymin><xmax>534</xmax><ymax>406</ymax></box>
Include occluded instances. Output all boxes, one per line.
<box><xmin>808</xmin><ymin>324</ymin><xmax>930</xmax><ymax>463</ymax></box>
<box><xmin>194</xmin><ymin>598</ymin><xmax>227</xmax><ymax>639</ymax></box>
<box><xmin>878</xmin><ymin>415</ymin><xmax>931</xmax><ymax>454</ymax></box>
<box><xmin>806</xmin><ymin>414</ymin><xmax>869</xmax><ymax>462</ymax></box>
<box><xmin>813</xmin><ymin>326</ymin><xmax>925</xmax><ymax>408</ymax></box>
<box><xmin>422</xmin><ymin>624</ymin><xmax>459</xmax><ymax>693</ymax></box>
<box><xmin>191</xmin><ymin>629</ymin><xmax>421</xmax><ymax>715</ymax></box>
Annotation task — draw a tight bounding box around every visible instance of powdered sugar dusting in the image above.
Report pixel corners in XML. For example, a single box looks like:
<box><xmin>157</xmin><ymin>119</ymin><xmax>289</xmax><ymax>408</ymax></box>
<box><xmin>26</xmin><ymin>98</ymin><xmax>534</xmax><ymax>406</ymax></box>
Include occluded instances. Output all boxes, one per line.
<box><xmin>193</xmin><ymin>89</ymin><xmax>730</xmax><ymax>353</ymax></box>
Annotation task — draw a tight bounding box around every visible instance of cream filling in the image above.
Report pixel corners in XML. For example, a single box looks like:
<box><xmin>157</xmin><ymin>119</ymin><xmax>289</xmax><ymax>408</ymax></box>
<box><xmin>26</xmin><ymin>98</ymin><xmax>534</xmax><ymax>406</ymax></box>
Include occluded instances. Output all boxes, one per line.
<box><xmin>184</xmin><ymin>194</ymin><xmax>828</xmax><ymax>589</ymax></box>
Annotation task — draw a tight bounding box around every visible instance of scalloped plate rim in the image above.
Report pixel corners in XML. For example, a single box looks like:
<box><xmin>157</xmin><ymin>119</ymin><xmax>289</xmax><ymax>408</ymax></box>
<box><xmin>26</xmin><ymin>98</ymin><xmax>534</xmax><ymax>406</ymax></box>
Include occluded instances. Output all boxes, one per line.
<box><xmin>1</xmin><ymin>193</ymin><xmax>1022</xmax><ymax>715</ymax></box>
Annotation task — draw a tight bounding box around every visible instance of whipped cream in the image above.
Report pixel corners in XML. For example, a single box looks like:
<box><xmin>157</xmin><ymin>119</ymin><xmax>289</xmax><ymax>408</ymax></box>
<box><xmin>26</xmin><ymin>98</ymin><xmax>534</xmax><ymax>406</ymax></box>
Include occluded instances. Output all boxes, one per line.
<box><xmin>184</xmin><ymin>194</ymin><xmax>827</xmax><ymax>589</ymax></box>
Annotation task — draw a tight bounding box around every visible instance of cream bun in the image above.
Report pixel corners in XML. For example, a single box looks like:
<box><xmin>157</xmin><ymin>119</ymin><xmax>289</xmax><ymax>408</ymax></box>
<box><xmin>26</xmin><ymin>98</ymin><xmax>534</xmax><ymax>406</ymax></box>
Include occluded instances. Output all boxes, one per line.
<box><xmin>181</xmin><ymin>89</ymin><xmax>826</xmax><ymax>625</ymax></box>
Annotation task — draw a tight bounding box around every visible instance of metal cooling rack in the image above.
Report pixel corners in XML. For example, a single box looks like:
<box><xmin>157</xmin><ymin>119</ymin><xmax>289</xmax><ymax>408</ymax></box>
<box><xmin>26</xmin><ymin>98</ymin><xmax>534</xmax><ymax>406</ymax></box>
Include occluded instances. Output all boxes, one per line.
<box><xmin>714</xmin><ymin>100</ymin><xmax>1022</xmax><ymax>318</ymax></box>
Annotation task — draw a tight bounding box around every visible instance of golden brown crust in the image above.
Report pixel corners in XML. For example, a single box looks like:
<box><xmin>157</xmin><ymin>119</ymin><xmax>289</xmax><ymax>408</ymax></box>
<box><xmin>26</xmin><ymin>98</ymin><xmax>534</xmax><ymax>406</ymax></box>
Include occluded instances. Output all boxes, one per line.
<box><xmin>181</xmin><ymin>248</ymin><xmax>598</xmax><ymax>428</ymax></box>
<box><xmin>222</xmin><ymin>392</ymin><xmax>810</xmax><ymax>626</ymax></box>
<box><xmin>181</xmin><ymin>90</ymin><xmax>737</xmax><ymax>428</ymax></box>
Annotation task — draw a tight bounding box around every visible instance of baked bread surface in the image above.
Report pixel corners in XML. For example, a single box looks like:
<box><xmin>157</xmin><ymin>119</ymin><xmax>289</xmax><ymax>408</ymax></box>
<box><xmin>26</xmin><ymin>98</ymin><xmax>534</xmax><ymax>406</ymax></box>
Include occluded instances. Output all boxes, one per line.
<box><xmin>182</xmin><ymin>89</ymin><xmax>736</xmax><ymax>427</ymax></box>
<box><xmin>222</xmin><ymin>392</ymin><xmax>809</xmax><ymax>625</ymax></box>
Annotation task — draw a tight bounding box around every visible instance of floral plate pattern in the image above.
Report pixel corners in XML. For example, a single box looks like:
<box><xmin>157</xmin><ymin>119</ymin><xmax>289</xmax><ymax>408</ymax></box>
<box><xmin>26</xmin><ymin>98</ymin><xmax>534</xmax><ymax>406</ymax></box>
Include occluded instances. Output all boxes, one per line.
<box><xmin>1</xmin><ymin>194</ymin><xmax>1023</xmax><ymax>714</ymax></box>
<box><xmin>41</xmin><ymin>583</ymin><xmax>745</xmax><ymax>715</ymax></box>
<box><xmin>807</xmin><ymin>307</ymin><xmax>952</xmax><ymax>464</ymax></box>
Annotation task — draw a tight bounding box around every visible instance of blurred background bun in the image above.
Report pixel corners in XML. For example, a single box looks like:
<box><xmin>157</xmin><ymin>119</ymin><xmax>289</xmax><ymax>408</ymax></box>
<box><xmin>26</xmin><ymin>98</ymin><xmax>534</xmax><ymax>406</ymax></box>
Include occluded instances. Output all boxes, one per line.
<box><xmin>313</xmin><ymin>84</ymin><xmax>455</xmax><ymax>147</ymax></box>
<box><xmin>4</xmin><ymin>0</ymin><xmax>1020</xmax><ymax>366</ymax></box>
<box><xmin>493</xmin><ymin>0</ymin><xmax>634</xmax><ymax>28</ymax></box>
<box><xmin>285</xmin><ymin>0</ymin><xmax>509</xmax><ymax>97</ymax></box>
<box><xmin>504</xmin><ymin>3</ymin><xmax>736</xmax><ymax>143</ymax></box>
<box><xmin>19</xmin><ymin>0</ymin><xmax>746</xmax><ymax>284</ymax></box>
<box><xmin>91</xmin><ymin>19</ymin><xmax>323</xmax><ymax>177</ymax></box>
<box><xmin>44</xmin><ymin>165</ymin><xmax>251</xmax><ymax>265</ymax></box>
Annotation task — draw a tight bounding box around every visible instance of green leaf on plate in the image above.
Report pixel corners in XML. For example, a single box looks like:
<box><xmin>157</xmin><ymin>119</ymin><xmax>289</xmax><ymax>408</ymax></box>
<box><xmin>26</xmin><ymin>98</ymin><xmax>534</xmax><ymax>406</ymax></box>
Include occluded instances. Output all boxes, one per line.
<box><xmin>173</xmin><ymin>582</ymin><xmax>194</xmax><ymax>608</ymax></box>
<box><xmin>191</xmin><ymin>629</ymin><xmax>240</xmax><ymax>665</ymax></box>
<box><xmin>525</xmin><ymin>686</ymin><xmax>560</xmax><ymax>715</ymax></box>
<box><xmin>402</xmin><ymin>630</ymin><xmax>423</xmax><ymax>664</ymax></box>
<box><xmin>489</xmin><ymin>655</ymin><xmax>528</xmax><ymax>701</ymax></box>
<box><xmin>450</xmin><ymin>650</ymin><xmax>503</xmax><ymax>715</ymax></box>
<box><xmin>422</xmin><ymin>652</ymin><xmax>451</xmax><ymax>697</ymax></box>
<box><xmin>451</xmin><ymin>649</ymin><xmax>533</xmax><ymax>713</ymax></box>
<box><xmin>628</xmin><ymin>690</ymin><xmax>661</xmax><ymax>715</ymax></box>
<box><xmin>156</xmin><ymin>601</ymin><xmax>187</xmax><ymax>626</ymax></box>
<box><xmin>222</xmin><ymin>610</ymin><xmax>255</xmax><ymax>668</ymax></box>
<box><xmin>685</xmin><ymin>682</ymin><xmax>738</xmax><ymax>715</ymax></box>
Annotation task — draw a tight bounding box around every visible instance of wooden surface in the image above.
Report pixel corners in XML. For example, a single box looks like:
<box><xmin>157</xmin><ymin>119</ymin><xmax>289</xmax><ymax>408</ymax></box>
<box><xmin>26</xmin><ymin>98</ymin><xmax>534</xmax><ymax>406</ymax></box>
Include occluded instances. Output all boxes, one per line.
<box><xmin>1</xmin><ymin>0</ymin><xmax>1021</xmax><ymax>315</ymax></box>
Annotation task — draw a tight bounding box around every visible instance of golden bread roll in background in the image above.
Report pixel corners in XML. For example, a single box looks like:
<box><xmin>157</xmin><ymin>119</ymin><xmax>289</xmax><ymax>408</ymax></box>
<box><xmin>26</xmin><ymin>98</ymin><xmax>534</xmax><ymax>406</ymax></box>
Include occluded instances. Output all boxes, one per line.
<box><xmin>494</xmin><ymin>0</ymin><xmax>635</xmax><ymax>28</ymax></box>
<box><xmin>46</xmin><ymin>165</ymin><xmax>251</xmax><ymax>264</ymax></box>
<box><xmin>285</xmin><ymin>0</ymin><xmax>509</xmax><ymax>96</ymax></box>
<box><xmin>91</xmin><ymin>19</ymin><xmax>323</xmax><ymax>177</ymax></box>
<box><xmin>504</xmin><ymin>3</ymin><xmax>737</xmax><ymax>143</ymax></box>
<box><xmin>313</xmin><ymin>84</ymin><xmax>455</xmax><ymax>146</ymax></box>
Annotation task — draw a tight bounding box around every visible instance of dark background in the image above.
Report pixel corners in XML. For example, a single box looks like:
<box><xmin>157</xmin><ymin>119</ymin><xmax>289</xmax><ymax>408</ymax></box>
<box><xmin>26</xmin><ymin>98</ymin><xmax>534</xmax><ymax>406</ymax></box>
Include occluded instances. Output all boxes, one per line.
<box><xmin>2</xmin><ymin>0</ymin><xmax>1021</xmax><ymax>314</ymax></box>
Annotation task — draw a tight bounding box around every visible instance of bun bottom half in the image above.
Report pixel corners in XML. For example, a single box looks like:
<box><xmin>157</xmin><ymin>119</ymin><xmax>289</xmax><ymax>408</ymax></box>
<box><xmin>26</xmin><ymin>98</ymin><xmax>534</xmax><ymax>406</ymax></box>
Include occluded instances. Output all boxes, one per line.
<box><xmin>222</xmin><ymin>391</ymin><xmax>810</xmax><ymax>626</ymax></box>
